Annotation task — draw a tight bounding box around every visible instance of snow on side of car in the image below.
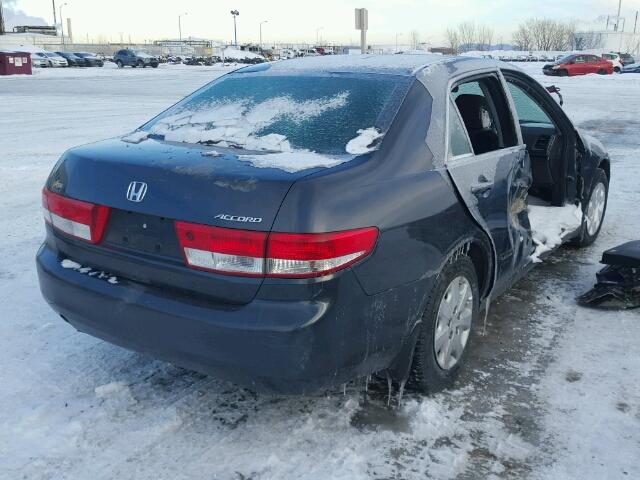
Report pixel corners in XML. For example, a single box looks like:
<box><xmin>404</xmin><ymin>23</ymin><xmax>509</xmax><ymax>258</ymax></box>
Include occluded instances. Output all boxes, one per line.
<box><xmin>528</xmin><ymin>202</ymin><xmax>583</xmax><ymax>262</ymax></box>
<box><xmin>61</xmin><ymin>258</ymin><xmax>118</xmax><ymax>284</ymax></box>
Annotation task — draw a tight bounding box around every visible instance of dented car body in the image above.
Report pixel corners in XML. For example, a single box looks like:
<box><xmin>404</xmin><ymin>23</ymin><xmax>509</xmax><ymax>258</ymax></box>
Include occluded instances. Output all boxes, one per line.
<box><xmin>36</xmin><ymin>55</ymin><xmax>611</xmax><ymax>394</ymax></box>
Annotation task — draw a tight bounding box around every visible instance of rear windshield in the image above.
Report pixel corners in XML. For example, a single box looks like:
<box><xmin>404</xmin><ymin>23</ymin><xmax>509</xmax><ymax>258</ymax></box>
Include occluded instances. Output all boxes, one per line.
<box><xmin>142</xmin><ymin>72</ymin><xmax>412</xmax><ymax>155</ymax></box>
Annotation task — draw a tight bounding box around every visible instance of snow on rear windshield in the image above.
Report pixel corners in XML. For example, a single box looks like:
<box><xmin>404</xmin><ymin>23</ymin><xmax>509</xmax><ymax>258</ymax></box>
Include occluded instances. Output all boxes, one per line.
<box><xmin>143</xmin><ymin>74</ymin><xmax>411</xmax><ymax>155</ymax></box>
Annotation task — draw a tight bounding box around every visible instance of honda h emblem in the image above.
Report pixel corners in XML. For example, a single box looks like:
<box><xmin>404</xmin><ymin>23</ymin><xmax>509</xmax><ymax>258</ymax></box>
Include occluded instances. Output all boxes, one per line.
<box><xmin>126</xmin><ymin>181</ymin><xmax>147</xmax><ymax>202</ymax></box>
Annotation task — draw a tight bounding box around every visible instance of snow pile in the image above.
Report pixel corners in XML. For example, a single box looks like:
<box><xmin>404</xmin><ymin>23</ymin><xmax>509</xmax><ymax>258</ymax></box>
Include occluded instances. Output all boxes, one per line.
<box><xmin>237</xmin><ymin>151</ymin><xmax>347</xmax><ymax>173</ymax></box>
<box><xmin>121</xmin><ymin>130</ymin><xmax>149</xmax><ymax>144</ymax></box>
<box><xmin>223</xmin><ymin>47</ymin><xmax>264</xmax><ymax>60</ymax></box>
<box><xmin>94</xmin><ymin>381</ymin><xmax>128</xmax><ymax>397</ymax></box>
<box><xmin>149</xmin><ymin>92</ymin><xmax>349</xmax><ymax>153</ymax></box>
<box><xmin>528</xmin><ymin>203</ymin><xmax>582</xmax><ymax>262</ymax></box>
<box><xmin>345</xmin><ymin>127</ymin><xmax>384</xmax><ymax>155</ymax></box>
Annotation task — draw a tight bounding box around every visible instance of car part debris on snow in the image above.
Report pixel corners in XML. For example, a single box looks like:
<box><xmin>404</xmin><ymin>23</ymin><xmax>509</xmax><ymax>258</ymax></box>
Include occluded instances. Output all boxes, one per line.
<box><xmin>577</xmin><ymin>241</ymin><xmax>640</xmax><ymax>309</ymax></box>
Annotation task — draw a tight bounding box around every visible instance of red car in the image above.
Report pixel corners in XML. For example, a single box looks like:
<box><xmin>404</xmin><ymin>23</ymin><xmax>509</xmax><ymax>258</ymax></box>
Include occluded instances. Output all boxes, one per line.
<box><xmin>543</xmin><ymin>54</ymin><xmax>614</xmax><ymax>76</ymax></box>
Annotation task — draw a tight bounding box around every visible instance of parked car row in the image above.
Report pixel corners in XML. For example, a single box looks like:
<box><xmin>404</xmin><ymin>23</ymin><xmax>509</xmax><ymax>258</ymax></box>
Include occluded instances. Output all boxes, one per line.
<box><xmin>31</xmin><ymin>51</ymin><xmax>104</xmax><ymax>67</ymax></box>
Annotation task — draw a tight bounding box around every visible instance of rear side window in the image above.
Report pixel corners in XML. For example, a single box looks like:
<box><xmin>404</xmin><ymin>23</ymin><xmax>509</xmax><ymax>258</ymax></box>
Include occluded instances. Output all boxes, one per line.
<box><xmin>448</xmin><ymin>98</ymin><xmax>472</xmax><ymax>157</ymax></box>
<box><xmin>450</xmin><ymin>76</ymin><xmax>517</xmax><ymax>155</ymax></box>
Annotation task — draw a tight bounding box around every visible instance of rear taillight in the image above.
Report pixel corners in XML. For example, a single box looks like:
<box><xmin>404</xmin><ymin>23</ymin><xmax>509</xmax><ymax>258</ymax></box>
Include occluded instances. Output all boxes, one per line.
<box><xmin>175</xmin><ymin>222</ymin><xmax>267</xmax><ymax>277</ymax></box>
<box><xmin>42</xmin><ymin>188</ymin><xmax>110</xmax><ymax>244</ymax></box>
<box><xmin>175</xmin><ymin>221</ymin><xmax>378</xmax><ymax>278</ymax></box>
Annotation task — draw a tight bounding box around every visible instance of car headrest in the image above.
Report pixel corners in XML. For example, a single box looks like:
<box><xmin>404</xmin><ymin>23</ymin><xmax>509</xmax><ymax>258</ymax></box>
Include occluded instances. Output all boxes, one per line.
<box><xmin>455</xmin><ymin>94</ymin><xmax>493</xmax><ymax>131</ymax></box>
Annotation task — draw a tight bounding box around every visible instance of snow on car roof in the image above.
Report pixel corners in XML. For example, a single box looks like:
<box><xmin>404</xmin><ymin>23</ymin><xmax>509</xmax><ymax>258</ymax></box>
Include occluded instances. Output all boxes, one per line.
<box><xmin>258</xmin><ymin>54</ymin><xmax>455</xmax><ymax>76</ymax></box>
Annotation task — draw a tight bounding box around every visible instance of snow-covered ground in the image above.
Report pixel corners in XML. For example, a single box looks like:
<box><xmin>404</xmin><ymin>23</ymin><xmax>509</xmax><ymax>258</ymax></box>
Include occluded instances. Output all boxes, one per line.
<box><xmin>0</xmin><ymin>62</ymin><xmax>639</xmax><ymax>479</ymax></box>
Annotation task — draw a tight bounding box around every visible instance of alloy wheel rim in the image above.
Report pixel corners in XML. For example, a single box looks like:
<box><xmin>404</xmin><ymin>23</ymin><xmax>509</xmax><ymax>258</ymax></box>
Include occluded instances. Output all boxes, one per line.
<box><xmin>434</xmin><ymin>276</ymin><xmax>473</xmax><ymax>370</ymax></box>
<box><xmin>586</xmin><ymin>182</ymin><xmax>606</xmax><ymax>236</ymax></box>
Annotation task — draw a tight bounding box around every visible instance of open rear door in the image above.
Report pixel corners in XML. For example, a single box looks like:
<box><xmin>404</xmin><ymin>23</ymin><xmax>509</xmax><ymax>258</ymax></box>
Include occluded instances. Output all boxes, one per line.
<box><xmin>446</xmin><ymin>73</ymin><xmax>533</xmax><ymax>295</ymax></box>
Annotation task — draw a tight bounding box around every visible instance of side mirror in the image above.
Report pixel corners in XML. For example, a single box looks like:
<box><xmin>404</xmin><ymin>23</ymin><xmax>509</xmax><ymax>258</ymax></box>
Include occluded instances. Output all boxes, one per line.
<box><xmin>546</xmin><ymin>85</ymin><xmax>564</xmax><ymax>107</ymax></box>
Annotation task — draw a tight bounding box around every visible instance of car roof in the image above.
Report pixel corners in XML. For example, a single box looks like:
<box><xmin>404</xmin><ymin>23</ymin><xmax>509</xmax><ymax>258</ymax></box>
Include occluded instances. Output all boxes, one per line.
<box><xmin>245</xmin><ymin>54</ymin><xmax>508</xmax><ymax>78</ymax></box>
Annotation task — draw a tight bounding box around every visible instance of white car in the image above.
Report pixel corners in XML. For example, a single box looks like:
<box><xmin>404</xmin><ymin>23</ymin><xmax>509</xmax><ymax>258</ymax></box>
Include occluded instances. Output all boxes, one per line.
<box><xmin>602</xmin><ymin>53</ymin><xmax>624</xmax><ymax>73</ymax></box>
<box><xmin>30</xmin><ymin>53</ymin><xmax>48</xmax><ymax>67</ymax></box>
<box><xmin>32</xmin><ymin>52</ymin><xmax>68</xmax><ymax>67</ymax></box>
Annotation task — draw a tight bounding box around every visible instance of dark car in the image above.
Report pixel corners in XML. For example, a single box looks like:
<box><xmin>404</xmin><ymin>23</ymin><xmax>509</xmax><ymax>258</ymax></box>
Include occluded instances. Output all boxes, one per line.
<box><xmin>543</xmin><ymin>54</ymin><xmax>614</xmax><ymax>76</ymax></box>
<box><xmin>616</xmin><ymin>52</ymin><xmax>635</xmax><ymax>66</ymax></box>
<box><xmin>622</xmin><ymin>63</ymin><xmax>640</xmax><ymax>73</ymax></box>
<box><xmin>74</xmin><ymin>52</ymin><xmax>104</xmax><ymax>67</ymax></box>
<box><xmin>113</xmin><ymin>49</ymin><xmax>159</xmax><ymax>68</ymax></box>
<box><xmin>37</xmin><ymin>56</ymin><xmax>610</xmax><ymax>395</ymax></box>
<box><xmin>54</xmin><ymin>51</ymin><xmax>84</xmax><ymax>67</ymax></box>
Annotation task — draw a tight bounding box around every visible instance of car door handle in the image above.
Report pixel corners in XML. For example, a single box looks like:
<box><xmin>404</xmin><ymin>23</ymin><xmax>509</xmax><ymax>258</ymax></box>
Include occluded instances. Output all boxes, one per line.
<box><xmin>471</xmin><ymin>181</ymin><xmax>494</xmax><ymax>195</ymax></box>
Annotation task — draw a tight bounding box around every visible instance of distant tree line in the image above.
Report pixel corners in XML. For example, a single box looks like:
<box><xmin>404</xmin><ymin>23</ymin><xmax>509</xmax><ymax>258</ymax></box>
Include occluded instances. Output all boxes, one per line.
<box><xmin>446</xmin><ymin>22</ymin><xmax>495</xmax><ymax>54</ymax></box>
<box><xmin>445</xmin><ymin>18</ymin><xmax>607</xmax><ymax>54</ymax></box>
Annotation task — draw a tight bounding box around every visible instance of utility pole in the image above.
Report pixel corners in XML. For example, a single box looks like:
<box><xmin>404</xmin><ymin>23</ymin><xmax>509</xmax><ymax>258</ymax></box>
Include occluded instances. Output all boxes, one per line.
<box><xmin>316</xmin><ymin>27</ymin><xmax>323</xmax><ymax>45</ymax></box>
<box><xmin>635</xmin><ymin>10</ymin><xmax>638</xmax><ymax>34</ymax></box>
<box><xmin>52</xmin><ymin>0</ymin><xmax>57</xmax><ymax>34</ymax></box>
<box><xmin>0</xmin><ymin>0</ymin><xmax>5</xmax><ymax>35</ymax></box>
<box><xmin>230</xmin><ymin>10</ymin><xmax>239</xmax><ymax>46</ymax></box>
<box><xmin>259</xmin><ymin>20</ymin><xmax>267</xmax><ymax>50</ymax></box>
<box><xmin>395</xmin><ymin>33</ymin><xmax>402</xmax><ymax>52</ymax></box>
<box><xmin>615</xmin><ymin>0</ymin><xmax>623</xmax><ymax>31</ymax></box>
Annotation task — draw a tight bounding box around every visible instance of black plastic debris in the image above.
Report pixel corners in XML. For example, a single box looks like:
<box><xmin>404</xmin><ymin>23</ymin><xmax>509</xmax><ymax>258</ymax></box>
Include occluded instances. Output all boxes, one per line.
<box><xmin>578</xmin><ymin>241</ymin><xmax>640</xmax><ymax>309</ymax></box>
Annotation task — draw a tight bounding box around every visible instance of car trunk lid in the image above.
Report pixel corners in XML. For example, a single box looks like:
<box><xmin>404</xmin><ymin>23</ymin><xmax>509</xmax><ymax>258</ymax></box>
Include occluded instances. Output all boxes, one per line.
<box><xmin>46</xmin><ymin>137</ymin><xmax>323</xmax><ymax>304</ymax></box>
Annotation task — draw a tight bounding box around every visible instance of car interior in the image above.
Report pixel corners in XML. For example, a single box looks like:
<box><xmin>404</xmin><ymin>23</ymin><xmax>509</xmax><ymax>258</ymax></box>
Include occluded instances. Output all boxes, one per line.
<box><xmin>450</xmin><ymin>75</ymin><xmax>567</xmax><ymax>206</ymax></box>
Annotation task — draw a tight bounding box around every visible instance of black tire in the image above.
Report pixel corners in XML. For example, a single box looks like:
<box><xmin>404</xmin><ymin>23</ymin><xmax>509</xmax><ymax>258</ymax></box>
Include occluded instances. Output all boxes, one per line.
<box><xmin>116</xmin><ymin>60</ymin><xmax>123</xmax><ymax>68</ymax></box>
<box><xmin>558</xmin><ymin>69</ymin><xmax>568</xmax><ymax>77</ymax></box>
<box><xmin>598</xmin><ymin>69</ymin><xmax>607</xmax><ymax>75</ymax></box>
<box><xmin>151</xmin><ymin>63</ymin><xmax>158</xmax><ymax>68</ymax></box>
<box><xmin>411</xmin><ymin>255</ymin><xmax>479</xmax><ymax>394</ymax></box>
<box><xmin>575</xmin><ymin>168</ymin><xmax>609</xmax><ymax>248</ymax></box>
<box><xmin>614</xmin><ymin>66</ymin><xmax>621</xmax><ymax>73</ymax></box>
<box><xmin>138</xmin><ymin>60</ymin><xmax>145</xmax><ymax>68</ymax></box>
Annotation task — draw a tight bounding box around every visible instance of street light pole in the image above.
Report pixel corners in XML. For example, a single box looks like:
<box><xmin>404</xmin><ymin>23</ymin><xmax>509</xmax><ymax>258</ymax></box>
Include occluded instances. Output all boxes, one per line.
<box><xmin>178</xmin><ymin>12</ymin><xmax>187</xmax><ymax>55</ymax></box>
<box><xmin>316</xmin><ymin>27</ymin><xmax>323</xmax><ymax>46</ymax></box>
<box><xmin>260</xmin><ymin>20</ymin><xmax>267</xmax><ymax>50</ymax></box>
<box><xmin>59</xmin><ymin>3</ymin><xmax>67</xmax><ymax>46</ymax></box>
<box><xmin>395</xmin><ymin>33</ymin><xmax>403</xmax><ymax>52</ymax></box>
<box><xmin>230</xmin><ymin>10</ymin><xmax>239</xmax><ymax>46</ymax></box>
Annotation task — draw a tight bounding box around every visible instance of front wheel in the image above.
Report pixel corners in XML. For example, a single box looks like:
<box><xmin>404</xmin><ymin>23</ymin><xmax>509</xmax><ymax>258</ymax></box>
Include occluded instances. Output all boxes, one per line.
<box><xmin>614</xmin><ymin>66</ymin><xmax>621</xmax><ymax>73</ymax></box>
<box><xmin>575</xmin><ymin>168</ymin><xmax>609</xmax><ymax>247</ymax></box>
<box><xmin>411</xmin><ymin>255</ymin><xmax>479</xmax><ymax>394</ymax></box>
<box><xmin>116</xmin><ymin>60</ymin><xmax>123</xmax><ymax>68</ymax></box>
<box><xmin>558</xmin><ymin>69</ymin><xmax>568</xmax><ymax>77</ymax></box>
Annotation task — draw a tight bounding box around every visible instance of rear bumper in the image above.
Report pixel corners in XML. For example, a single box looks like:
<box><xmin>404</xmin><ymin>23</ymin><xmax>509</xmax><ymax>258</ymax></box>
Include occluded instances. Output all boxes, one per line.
<box><xmin>36</xmin><ymin>243</ymin><xmax>425</xmax><ymax>394</ymax></box>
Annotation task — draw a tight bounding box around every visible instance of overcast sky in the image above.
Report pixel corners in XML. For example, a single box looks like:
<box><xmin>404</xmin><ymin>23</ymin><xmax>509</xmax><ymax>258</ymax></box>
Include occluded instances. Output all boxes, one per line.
<box><xmin>5</xmin><ymin>0</ymin><xmax>640</xmax><ymax>45</ymax></box>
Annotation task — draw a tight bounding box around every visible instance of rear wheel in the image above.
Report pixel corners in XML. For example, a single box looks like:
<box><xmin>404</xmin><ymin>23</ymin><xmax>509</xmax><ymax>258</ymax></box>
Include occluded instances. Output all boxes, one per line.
<box><xmin>575</xmin><ymin>168</ymin><xmax>609</xmax><ymax>247</ymax></box>
<box><xmin>614</xmin><ymin>66</ymin><xmax>621</xmax><ymax>73</ymax></box>
<box><xmin>598</xmin><ymin>69</ymin><xmax>607</xmax><ymax>75</ymax></box>
<box><xmin>411</xmin><ymin>256</ymin><xmax>479</xmax><ymax>394</ymax></box>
